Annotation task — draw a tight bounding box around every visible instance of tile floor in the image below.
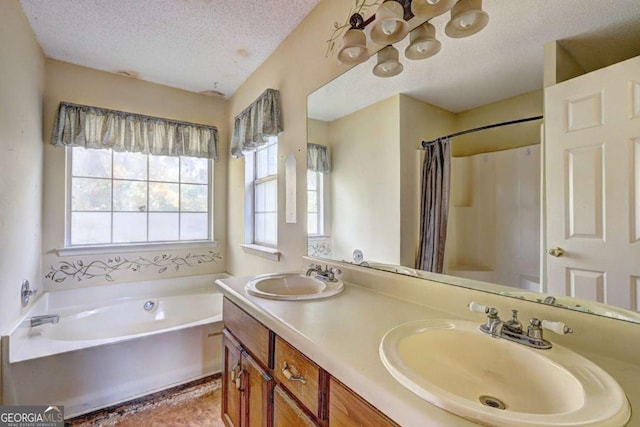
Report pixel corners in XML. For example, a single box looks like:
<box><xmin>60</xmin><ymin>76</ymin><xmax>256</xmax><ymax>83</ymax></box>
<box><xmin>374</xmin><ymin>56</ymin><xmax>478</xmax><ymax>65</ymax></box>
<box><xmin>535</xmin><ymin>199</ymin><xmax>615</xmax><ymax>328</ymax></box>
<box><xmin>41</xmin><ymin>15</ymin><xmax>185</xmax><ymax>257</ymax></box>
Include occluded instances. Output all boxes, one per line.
<box><xmin>66</xmin><ymin>375</ymin><xmax>225</xmax><ymax>427</ymax></box>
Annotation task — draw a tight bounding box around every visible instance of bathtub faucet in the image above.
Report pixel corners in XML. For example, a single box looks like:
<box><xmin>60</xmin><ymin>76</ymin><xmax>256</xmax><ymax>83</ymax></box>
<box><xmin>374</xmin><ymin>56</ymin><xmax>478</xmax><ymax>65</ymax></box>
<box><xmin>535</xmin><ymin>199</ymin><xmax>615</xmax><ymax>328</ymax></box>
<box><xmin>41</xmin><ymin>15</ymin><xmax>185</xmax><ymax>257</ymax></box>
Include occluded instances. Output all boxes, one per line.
<box><xmin>30</xmin><ymin>314</ymin><xmax>60</xmax><ymax>327</ymax></box>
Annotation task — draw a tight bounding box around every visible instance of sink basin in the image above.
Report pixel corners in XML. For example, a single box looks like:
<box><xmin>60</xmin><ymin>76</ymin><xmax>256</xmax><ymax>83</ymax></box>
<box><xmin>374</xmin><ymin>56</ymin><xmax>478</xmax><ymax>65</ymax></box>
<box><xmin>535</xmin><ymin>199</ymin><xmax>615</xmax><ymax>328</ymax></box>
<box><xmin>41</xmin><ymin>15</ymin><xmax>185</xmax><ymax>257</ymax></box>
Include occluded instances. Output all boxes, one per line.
<box><xmin>380</xmin><ymin>319</ymin><xmax>630</xmax><ymax>426</ymax></box>
<box><xmin>245</xmin><ymin>272</ymin><xmax>344</xmax><ymax>300</ymax></box>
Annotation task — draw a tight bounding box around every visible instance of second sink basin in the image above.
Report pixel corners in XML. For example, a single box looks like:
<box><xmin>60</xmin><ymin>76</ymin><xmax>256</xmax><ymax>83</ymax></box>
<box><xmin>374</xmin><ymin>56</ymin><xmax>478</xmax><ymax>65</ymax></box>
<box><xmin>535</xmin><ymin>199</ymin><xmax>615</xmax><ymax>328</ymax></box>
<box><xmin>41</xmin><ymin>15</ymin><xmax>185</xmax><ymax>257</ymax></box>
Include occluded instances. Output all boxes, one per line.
<box><xmin>245</xmin><ymin>272</ymin><xmax>344</xmax><ymax>300</ymax></box>
<box><xmin>380</xmin><ymin>319</ymin><xmax>630</xmax><ymax>426</ymax></box>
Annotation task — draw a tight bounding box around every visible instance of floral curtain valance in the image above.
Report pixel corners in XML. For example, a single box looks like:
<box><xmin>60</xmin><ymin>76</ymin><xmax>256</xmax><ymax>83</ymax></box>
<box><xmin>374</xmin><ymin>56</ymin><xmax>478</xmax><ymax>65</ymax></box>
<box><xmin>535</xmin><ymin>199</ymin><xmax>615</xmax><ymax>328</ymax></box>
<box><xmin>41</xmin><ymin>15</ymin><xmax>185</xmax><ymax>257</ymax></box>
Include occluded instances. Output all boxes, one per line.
<box><xmin>307</xmin><ymin>143</ymin><xmax>330</xmax><ymax>173</ymax></box>
<box><xmin>51</xmin><ymin>102</ymin><xmax>219</xmax><ymax>160</ymax></box>
<box><xmin>230</xmin><ymin>88</ymin><xmax>282</xmax><ymax>158</ymax></box>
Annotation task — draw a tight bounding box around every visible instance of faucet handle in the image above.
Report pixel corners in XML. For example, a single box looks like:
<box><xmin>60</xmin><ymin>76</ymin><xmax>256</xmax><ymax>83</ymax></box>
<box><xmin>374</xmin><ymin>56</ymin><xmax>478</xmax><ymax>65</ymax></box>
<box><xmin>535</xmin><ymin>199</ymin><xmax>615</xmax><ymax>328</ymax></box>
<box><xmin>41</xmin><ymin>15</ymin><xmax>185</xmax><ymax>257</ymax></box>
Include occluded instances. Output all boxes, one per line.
<box><xmin>468</xmin><ymin>302</ymin><xmax>496</xmax><ymax>315</ymax></box>
<box><xmin>541</xmin><ymin>320</ymin><xmax>573</xmax><ymax>335</ymax></box>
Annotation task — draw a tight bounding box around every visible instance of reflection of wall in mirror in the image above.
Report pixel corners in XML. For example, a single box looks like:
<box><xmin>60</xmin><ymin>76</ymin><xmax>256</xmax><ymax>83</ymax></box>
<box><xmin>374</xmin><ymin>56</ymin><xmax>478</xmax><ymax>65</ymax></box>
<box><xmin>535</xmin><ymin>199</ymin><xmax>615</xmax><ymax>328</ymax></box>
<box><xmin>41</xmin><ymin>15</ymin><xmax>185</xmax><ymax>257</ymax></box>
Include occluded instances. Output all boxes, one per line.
<box><xmin>446</xmin><ymin>144</ymin><xmax>541</xmax><ymax>291</ymax></box>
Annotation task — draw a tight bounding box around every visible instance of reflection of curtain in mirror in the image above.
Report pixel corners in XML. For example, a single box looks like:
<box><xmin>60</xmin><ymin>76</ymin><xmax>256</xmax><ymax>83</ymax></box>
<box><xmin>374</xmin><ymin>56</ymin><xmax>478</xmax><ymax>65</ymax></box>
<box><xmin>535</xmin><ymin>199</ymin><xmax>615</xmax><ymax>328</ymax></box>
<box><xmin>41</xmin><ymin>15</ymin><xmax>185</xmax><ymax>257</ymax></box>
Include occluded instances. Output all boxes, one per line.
<box><xmin>416</xmin><ymin>138</ymin><xmax>451</xmax><ymax>273</ymax></box>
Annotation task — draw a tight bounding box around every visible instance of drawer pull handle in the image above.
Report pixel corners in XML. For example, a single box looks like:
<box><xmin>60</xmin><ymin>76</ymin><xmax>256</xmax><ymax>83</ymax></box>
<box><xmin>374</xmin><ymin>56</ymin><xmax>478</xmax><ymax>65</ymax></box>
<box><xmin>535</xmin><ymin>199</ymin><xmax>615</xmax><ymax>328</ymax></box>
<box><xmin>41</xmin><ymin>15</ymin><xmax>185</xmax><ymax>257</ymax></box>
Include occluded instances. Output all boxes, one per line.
<box><xmin>282</xmin><ymin>362</ymin><xmax>306</xmax><ymax>384</ymax></box>
<box><xmin>234</xmin><ymin>368</ymin><xmax>245</xmax><ymax>390</ymax></box>
<box><xmin>230</xmin><ymin>362</ymin><xmax>240</xmax><ymax>381</ymax></box>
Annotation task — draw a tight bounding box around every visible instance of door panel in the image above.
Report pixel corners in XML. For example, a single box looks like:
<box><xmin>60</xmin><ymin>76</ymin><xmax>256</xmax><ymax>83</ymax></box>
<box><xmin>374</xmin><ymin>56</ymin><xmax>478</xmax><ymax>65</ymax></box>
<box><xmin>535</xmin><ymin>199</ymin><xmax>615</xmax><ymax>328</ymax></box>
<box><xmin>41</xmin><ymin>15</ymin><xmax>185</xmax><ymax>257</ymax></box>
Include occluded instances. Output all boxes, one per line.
<box><xmin>545</xmin><ymin>55</ymin><xmax>640</xmax><ymax>309</ymax></box>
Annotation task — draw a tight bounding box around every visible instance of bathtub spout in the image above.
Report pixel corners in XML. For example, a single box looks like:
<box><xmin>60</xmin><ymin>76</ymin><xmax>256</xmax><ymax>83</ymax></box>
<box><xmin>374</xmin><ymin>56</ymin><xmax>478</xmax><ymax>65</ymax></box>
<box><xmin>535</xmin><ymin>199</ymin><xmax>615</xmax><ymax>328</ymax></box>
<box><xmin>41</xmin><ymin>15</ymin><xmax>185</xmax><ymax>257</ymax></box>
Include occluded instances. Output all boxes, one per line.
<box><xmin>30</xmin><ymin>314</ymin><xmax>60</xmax><ymax>327</ymax></box>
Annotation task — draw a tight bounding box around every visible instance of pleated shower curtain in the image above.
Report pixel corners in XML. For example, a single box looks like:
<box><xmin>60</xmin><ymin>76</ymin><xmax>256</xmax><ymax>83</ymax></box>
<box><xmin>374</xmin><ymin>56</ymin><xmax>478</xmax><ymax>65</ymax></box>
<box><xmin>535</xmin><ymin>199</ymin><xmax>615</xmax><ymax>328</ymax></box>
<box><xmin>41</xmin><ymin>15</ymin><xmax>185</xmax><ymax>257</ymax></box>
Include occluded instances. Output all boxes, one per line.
<box><xmin>416</xmin><ymin>138</ymin><xmax>451</xmax><ymax>273</ymax></box>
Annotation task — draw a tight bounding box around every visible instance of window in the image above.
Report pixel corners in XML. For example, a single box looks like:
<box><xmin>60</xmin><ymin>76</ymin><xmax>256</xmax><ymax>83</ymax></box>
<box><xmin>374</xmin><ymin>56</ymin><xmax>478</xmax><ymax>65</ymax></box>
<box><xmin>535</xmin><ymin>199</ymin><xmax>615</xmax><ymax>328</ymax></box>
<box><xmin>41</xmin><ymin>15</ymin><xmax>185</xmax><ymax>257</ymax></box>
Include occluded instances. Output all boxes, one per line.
<box><xmin>251</xmin><ymin>138</ymin><xmax>278</xmax><ymax>247</ymax></box>
<box><xmin>67</xmin><ymin>147</ymin><xmax>211</xmax><ymax>246</ymax></box>
<box><xmin>307</xmin><ymin>170</ymin><xmax>324</xmax><ymax>235</ymax></box>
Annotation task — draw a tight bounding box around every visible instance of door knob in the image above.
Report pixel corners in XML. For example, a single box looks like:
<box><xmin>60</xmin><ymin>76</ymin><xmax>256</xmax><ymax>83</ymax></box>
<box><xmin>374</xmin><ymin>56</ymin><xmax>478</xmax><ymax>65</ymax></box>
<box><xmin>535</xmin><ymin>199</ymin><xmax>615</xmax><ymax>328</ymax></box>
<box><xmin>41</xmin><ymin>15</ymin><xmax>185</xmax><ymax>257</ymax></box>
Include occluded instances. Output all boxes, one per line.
<box><xmin>548</xmin><ymin>247</ymin><xmax>564</xmax><ymax>257</ymax></box>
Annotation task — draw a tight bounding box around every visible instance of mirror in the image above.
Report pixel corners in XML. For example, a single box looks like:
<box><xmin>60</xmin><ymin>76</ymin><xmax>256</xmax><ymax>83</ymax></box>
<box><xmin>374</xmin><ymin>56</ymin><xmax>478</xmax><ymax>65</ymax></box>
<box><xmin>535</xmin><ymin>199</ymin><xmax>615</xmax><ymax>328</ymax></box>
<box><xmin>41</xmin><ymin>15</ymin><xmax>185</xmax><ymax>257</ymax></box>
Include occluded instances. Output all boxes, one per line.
<box><xmin>306</xmin><ymin>2</ymin><xmax>640</xmax><ymax>323</ymax></box>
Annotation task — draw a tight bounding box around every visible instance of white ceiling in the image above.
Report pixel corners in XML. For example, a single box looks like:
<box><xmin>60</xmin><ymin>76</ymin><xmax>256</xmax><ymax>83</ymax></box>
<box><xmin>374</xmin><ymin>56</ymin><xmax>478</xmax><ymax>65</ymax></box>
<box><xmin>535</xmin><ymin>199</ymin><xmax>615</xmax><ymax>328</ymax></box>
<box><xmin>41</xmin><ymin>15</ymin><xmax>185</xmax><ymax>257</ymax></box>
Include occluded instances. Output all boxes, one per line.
<box><xmin>19</xmin><ymin>0</ymin><xmax>321</xmax><ymax>98</ymax></box>
<box><xmin>17</xmin><ymin>0</ymin><xmax>640</xmax><ymax>119</ymax></box>
<box><xmin>309</xmin><ymin>0</ymin><xmax>640</xmax><ymax>121</ymax></box>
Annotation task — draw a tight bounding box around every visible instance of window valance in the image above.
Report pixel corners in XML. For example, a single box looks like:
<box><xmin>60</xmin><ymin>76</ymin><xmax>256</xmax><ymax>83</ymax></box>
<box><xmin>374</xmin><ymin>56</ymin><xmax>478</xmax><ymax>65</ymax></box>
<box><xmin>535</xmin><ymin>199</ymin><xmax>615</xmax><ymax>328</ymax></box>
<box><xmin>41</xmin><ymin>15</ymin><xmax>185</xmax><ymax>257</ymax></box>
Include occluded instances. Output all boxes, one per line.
<box><xmin>307</xmin><ymin>143</ymin><xmax>330</xmax><ymax>173</ymax></box>
<box><xmin>230</xmin><ymin>88</ymin><xmax>282</xmax><ymax>158</ymax></box>
<box><xmin>51</xmin><ymin>102</ymin><xmax>219</xmax><ymax>160</ymax></box>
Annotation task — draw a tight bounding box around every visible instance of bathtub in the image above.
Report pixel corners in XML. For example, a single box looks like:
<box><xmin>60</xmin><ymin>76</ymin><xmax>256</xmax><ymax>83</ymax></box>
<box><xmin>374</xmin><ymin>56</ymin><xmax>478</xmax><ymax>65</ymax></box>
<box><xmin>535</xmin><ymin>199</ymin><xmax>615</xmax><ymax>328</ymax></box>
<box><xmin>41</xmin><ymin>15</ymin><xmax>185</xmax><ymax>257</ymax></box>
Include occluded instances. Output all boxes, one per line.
<box><xmin>2</xmin><ymin>273</ymin><xmax>225</xmax><ymax>418</ymax></box>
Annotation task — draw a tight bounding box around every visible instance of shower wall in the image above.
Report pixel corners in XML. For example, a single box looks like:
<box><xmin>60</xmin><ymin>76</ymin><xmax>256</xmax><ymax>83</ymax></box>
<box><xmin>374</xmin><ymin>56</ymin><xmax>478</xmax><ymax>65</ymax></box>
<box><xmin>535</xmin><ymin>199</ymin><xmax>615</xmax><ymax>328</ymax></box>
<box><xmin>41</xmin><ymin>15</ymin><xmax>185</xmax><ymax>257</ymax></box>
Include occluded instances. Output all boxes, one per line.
<box><xmin>446</xmin><ymin>144</ymin><xmax>541</xmax><ymax>290</ymax></box>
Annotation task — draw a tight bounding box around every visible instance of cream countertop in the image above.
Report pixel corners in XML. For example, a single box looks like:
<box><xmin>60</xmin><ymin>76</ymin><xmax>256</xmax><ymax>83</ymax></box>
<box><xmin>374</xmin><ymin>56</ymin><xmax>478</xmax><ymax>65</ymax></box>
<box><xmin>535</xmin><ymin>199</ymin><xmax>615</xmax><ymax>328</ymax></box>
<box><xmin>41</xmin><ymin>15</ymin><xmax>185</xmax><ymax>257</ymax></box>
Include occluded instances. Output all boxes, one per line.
<box><xmin>215</xmin><ymin>264</ymin><xmax>640</xmax><ymax>427</ymax></box>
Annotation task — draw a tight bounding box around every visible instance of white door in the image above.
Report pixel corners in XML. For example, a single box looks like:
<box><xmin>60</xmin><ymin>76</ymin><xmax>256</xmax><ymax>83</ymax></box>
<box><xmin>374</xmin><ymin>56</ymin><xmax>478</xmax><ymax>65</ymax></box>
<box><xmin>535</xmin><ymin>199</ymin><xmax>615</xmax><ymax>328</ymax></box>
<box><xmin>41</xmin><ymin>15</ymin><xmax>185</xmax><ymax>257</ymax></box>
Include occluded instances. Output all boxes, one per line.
<box><xmin>545</xmin><ymin>55</ymin><xmax>640</xmax><ymax>310</ymax></box>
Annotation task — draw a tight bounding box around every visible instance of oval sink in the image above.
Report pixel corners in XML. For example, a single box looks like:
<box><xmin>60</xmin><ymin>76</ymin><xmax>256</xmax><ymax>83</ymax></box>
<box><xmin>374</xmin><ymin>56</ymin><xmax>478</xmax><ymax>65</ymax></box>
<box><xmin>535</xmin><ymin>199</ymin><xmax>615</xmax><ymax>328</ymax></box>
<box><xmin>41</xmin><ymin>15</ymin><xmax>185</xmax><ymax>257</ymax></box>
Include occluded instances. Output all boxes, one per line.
<box><xmin>380</xmin><ymin>319</ymin><xmax>630</xmax><ymax>426</ymax></box>
<box><xmin>245</xmin><ymin>272</ymin><xmax>344</xmax><ymax>300</ymax></box>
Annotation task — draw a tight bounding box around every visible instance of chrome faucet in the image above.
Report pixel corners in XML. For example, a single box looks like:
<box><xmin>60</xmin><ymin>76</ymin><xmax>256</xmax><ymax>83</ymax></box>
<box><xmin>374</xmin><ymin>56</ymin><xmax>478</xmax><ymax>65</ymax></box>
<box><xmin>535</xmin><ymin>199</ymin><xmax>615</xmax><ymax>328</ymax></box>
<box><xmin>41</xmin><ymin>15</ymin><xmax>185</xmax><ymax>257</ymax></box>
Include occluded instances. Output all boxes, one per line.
<box><xmin>468</xmin><ymin>302</ymin><xmax>573</xmax><ymax>349</ymax></box>
<box><xmin>305</xmin><ymin>264</ymin><xmax>341</xmax><ymax>282</ymax></box>
<box><xmin>30</xmin><ymin>314</ymin><xmax>60</xmax><ymax>327</ymax></box>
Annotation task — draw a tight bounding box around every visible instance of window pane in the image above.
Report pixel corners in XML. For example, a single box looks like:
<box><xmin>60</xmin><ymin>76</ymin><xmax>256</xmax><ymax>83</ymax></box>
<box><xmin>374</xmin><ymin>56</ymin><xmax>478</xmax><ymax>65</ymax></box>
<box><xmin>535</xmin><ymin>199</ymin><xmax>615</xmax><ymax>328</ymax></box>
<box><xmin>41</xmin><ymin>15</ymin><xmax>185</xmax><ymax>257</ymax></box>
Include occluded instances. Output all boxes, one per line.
<box><xmin>307</xmin><ymin>170</ymin><xmax>317</xmax><ymax>190</ymax></box>
<box><xmin>255</xmin><ymin>182</ymin><xmax>266</xmax><ymax>212</ymax></box>
<box><xmin>308</xmin><ymin>213</ymin><xmax>318</xmax><ymax>235</ymax></box>
<box><xmin>113</xmin><ymin>213</ymin><xmax>147</xmax><ymax>243</ymax></box>
<box><xmin>307</xmin><ymin>191</ymin><xmax>318</xmax><ymax>212</ymax></box>
<box><xmin>148</xmin><ymin>213</ymin><xmax>179</xmax><ymax>241</ymax></box>
<box><xmin>265</xmin><ymin>212</ymin><xmax>277</xmax><ymax>245</ymax></box>
<box><xmin>267</xmin><ymin>142</ymin><xmax>278</xmax><ymax>175</ymax></box>
<box><xmin>181</xmin><ymin>184</ymin><xmax>208</xmax><ymax>212</ymax></box>
<box><xmin>181</xmin><ymin>157</ymin><xmax>208</xmax><ymax>184</ymax></box>
<box><xmin>256</xmin><ymin>146</ymin><xmax>268</xmax><ymax>179</ymax></box>
<box><xmin>72</xmin><ymin>147</ymin><xmax>111</xmax><ymax>178</ymax></box>
<box><xmin>149</xmin><ymin>182</ymin><xmax>179</xmax><ymax>211</ymax></box>
<box><xmin>113</xmin><ymin>180</ymin><xmax>147</xmax><ymax>211</ymax></box>
<box><xmin>72</xmin><ymin>178</ymin><xmax>111</xmax><ymax>211</ymax></box>
<box><xmin>71</xmin><ymin>212</ymin><xmax>111</xmax><ymax>245</ymax></box>
<box><xmin>254</xmin><ymin>213</ymin><xmax>266</xmax><ymax>243</ymax></box>
<box><xmin>149</xmin><ymin>155</ymin><xmax>179</xmax><ymax>182</ymax></box>
<box><xmin>181</xmin><ymin>213</ymin><xmax>208</xmax><ymax>240</ymax></box>
<box><xmin>113</xmin><ymin>151</ymin><xmax>147</xmax><ymax>180</ymax></box>
<box><xmin>265</xmin><ymin>179</ymin><xmax>277</xmax><ymax>212</ymax></box>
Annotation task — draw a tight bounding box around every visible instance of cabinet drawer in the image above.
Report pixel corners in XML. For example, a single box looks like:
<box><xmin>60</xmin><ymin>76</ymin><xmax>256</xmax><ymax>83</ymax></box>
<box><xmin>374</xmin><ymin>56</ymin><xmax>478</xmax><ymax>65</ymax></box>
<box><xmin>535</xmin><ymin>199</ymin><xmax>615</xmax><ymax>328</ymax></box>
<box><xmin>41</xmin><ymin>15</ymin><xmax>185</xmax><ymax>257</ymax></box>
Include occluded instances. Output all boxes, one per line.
<box><xmin>329</xmin><ymin>377</ymin><xmax>399</xmax><ymax>427</ymax></box>
<box><xmin>274</xmin><ymin>336</ymin><xmax>321</xmax><ymax>418</ymax></box>
<box><xmin>223</xmin><ymin>298</ymin><xmax>271</xmax><ymax>368</ymax></box>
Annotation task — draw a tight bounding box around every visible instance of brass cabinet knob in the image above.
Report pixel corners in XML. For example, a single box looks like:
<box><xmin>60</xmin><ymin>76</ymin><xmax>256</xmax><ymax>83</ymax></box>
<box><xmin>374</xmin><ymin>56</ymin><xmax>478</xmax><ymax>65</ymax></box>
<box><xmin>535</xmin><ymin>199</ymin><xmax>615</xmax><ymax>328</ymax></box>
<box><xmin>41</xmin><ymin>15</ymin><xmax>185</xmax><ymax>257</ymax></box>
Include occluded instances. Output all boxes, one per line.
<box><xmin>548</xmin><ymin>247</ymin><xmax>564</xmax><ymax>257</ymax></box>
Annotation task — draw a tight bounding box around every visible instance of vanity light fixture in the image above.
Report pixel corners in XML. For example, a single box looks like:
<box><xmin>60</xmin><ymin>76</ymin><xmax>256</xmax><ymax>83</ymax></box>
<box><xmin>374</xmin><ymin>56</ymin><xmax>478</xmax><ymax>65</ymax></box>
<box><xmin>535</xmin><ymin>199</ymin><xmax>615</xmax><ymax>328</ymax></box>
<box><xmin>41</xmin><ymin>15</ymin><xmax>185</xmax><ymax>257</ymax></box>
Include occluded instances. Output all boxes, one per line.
<box><xmin>373</xmin><ymin>45</ymin><xmax>404</xmax><ymax>77</ymax></box>
<box><xmin>370</xmin><ymin>1</ymin><xmax>410</xmax><ymax>45</ymax></box>
<box><xmin>405</xmin><ymin>22</ymin><xmax>441</xmax><ymax>60</ymax></box>
<box><xmin>444</xmin><ymin>0</ymin><xmax>489</xmax><ymax>38</ymax></box>
<box><xmin>337</xmin><ymin>28</ymin><xmax>370</xmax><ymax>64</ymax></box>
<box><xmin>334</xmin><ymin>0</ymin><xmax>489</xmax><ymax>76</ymax></box>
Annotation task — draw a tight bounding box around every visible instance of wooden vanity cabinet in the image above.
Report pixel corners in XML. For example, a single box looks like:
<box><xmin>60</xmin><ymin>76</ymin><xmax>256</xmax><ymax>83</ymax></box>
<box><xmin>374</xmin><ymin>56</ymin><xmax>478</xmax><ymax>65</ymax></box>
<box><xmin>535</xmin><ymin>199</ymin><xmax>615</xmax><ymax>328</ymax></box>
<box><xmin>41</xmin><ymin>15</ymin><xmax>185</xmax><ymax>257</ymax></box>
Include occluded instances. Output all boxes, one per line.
<box><xmin>222</xmin><ymin>297</ymin><xmax>399</xmax><ymax>427</ymax></box>
<box><xmin>222</xmin><ymin>329</ymin><xmax>274</xmax><ymax>427</ymax></box>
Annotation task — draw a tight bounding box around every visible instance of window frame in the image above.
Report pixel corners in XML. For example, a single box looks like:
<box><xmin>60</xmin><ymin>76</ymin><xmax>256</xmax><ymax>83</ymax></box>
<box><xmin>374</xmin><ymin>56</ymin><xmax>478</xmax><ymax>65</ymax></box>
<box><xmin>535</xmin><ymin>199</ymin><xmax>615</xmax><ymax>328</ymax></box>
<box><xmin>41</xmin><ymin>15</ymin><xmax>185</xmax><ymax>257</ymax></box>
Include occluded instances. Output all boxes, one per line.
<box><xmin>64</xmin><ymin>147</ymin><xmax>215</xmax><ymax>250</ymax></box>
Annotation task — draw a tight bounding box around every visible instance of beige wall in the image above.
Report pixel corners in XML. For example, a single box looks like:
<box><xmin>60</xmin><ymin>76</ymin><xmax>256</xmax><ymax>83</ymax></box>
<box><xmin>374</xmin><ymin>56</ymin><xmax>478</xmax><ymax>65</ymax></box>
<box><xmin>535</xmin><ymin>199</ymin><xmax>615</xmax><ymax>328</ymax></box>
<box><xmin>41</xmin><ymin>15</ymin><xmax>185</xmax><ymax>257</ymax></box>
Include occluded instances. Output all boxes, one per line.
<box><xmin>453</xmin><ymin>90</ymin><xmax>543</xmax><ymax>157</ymax></box>
<box><xmin>328</xmin><ymin>95</ymin><xmax>401</xmax><ymax>263</ymax></box>
<box><xmin>226</xmin><ymin>1</ymin><xmax>353</xmax><ymax>276</ymax></box>
<box><xmin>42</xmin><ymin>60</ymin><xmax>229</xmax><ymax>290</ymax></box>
<box><xmin>0</xmin><ymin>0</ymin><xmax>45</xmax><ymax>336</ymax></box>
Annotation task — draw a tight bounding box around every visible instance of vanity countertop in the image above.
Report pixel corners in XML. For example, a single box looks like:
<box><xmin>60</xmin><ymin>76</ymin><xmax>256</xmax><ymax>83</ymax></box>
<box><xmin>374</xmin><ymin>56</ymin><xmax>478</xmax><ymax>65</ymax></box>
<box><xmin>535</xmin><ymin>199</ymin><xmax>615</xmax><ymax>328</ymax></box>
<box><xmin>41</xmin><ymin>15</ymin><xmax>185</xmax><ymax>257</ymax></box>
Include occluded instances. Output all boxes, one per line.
<box><xmin>215</xmin><ymin>273</ymin><xmax>640</xmax><ymax>427</ymax></box>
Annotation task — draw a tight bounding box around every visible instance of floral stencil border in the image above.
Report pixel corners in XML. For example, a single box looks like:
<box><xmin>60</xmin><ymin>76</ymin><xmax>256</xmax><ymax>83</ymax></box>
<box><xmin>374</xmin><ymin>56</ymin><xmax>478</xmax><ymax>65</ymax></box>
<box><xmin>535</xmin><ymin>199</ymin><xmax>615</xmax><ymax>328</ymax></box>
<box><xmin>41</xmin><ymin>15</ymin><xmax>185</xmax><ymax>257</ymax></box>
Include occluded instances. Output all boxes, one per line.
<box><xmin>45</xmin><ymin>250</ymin><xmax>222</xmax><ymax>283</ymax></box>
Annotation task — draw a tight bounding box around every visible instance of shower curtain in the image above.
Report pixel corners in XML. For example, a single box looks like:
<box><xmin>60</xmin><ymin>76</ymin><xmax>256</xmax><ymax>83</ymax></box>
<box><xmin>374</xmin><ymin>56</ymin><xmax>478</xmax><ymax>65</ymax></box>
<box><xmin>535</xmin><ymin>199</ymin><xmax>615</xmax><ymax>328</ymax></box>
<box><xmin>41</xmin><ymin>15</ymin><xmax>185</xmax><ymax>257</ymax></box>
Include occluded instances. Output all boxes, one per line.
<box><xmin>416</xmin><ymin>138</ymin><xmax>451</xmax><ymax>273</ymax></box>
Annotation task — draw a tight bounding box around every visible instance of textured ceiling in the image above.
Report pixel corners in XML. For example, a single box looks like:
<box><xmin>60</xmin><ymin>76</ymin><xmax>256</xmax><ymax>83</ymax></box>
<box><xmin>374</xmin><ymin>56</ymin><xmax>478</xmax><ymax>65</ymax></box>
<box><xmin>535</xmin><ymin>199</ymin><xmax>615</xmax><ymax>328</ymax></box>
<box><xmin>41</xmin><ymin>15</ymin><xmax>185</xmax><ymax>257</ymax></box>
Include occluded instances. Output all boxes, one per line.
<box><xmin>309</xmin><ymin>0</ymin><xmax>640</xmax><ymax>121</ymax></box>
<box><xmin>19</xmin><ymin>0</ymin><xmax>320</xmax><ymax>98</ymax></box>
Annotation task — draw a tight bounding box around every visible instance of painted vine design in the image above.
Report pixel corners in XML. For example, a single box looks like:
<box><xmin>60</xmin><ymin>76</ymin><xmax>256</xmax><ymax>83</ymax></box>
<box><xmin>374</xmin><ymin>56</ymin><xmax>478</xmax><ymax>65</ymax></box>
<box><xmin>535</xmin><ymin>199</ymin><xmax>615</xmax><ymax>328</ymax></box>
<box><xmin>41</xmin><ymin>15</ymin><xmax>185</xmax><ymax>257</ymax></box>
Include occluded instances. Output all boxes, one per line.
<box><xmin>45</xmin><ymin>251</ymin><xmax>222</xmax><ymax>283</ymax></box>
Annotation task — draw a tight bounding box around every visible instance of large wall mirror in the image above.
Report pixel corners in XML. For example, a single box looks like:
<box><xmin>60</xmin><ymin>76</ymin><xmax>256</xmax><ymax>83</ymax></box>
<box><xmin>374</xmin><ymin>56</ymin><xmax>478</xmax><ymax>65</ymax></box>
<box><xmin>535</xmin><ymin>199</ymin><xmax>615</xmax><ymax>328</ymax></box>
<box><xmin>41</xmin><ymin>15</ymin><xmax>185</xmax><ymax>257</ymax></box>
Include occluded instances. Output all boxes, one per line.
<box><xmin>306</xmin><ymin>1</ymin><xmax>640</xmax><ymax>323</ymax></box>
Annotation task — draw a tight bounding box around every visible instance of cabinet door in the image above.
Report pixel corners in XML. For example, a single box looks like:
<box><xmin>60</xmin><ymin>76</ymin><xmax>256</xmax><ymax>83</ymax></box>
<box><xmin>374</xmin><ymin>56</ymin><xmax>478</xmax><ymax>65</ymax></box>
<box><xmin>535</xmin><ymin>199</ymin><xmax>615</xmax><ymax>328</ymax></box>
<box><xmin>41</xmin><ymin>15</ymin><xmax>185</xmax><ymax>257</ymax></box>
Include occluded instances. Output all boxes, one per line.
<box><xmin>273</xmin><ymin>385</ymin><xmax>319</xmax><ymax>427</ymax></box>
<box><xmin>329</xmin><ymin>377</ymin><xmax>398</xmax><ymax>427</ymax></box>
<box><xmin>242</xmin><ymin>351</ymin><xmax>273</xmax><ymax>427</ymax></box>
<box><xmin>222</xmin><ymin>329</ymin><xmax>243</xmax><ymax>427</ymax></box>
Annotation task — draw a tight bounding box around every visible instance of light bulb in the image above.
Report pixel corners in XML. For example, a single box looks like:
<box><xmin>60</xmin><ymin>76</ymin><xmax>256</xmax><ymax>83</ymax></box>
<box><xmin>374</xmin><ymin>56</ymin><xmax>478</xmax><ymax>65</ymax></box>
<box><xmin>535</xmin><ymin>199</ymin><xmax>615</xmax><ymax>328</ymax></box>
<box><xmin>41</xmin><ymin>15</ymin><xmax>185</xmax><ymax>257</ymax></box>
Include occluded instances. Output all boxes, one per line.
<box><xmin>459</xmin><ymin>14</ymin><xmax>477</xmax><ymax>28</ymax></box>
<box><xmin>381</xmin><ymin>62</ymin><xmax>399</xmax><ymax>73</ymax></box>
<box><xmin>381</xmin><ymin>19</ymin><xmax>398</xmax><ymax>35</ymax></box>
<box><xmin>416</xmin><ymin>41</ymin><xmax>431</xmax><ymax>53</ymax></box>
<box><xmin>427</xmin><ymin>0</ymin><xmax>440</xmax><ymax>4</ymax></box>
<box><xmin>345</xmin><ymin>46</ymin><xmax>363</xmax><ymax>59</ymax></box>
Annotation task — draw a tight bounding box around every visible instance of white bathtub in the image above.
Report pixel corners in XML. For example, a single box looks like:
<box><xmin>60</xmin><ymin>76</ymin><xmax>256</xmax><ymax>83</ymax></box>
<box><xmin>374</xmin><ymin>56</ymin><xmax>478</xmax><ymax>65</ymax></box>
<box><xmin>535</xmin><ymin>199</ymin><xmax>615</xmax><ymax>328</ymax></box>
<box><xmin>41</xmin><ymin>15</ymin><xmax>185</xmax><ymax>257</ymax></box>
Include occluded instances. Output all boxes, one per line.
<box><xmin>2</xmin><ymin>274</ymin><xmax>225</xmax><ymax>418</ymax></box>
